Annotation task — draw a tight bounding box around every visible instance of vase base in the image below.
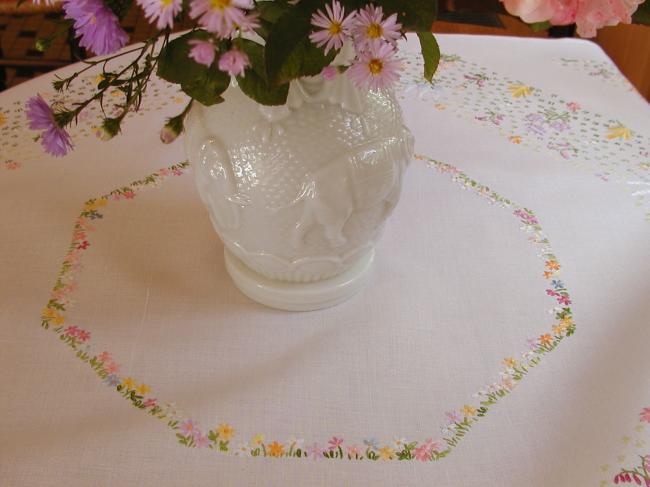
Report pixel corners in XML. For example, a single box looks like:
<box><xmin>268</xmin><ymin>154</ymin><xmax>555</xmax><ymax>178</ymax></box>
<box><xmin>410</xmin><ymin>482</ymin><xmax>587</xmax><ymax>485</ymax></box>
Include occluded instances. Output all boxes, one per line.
<box><xmin>224</xmin><ymin>247</ymin><xmax>375</xmax><ymax>312</ymax></box>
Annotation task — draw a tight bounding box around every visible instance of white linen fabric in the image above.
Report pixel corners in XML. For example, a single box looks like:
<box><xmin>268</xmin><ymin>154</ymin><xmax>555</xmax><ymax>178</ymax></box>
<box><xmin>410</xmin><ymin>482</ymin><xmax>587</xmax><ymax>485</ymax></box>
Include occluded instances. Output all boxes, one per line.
<box><xmin>1</xmin><ymin>34</ymin><xmax>649</xmax><ymax>487</ymax></box>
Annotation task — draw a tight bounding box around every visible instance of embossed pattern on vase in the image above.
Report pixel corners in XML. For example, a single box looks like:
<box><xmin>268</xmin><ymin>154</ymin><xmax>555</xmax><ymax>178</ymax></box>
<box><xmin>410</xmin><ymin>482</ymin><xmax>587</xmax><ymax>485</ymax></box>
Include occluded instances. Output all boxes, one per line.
<box><xmin>185</xmin><ymin>76</ymin><xmax>413</xmax><ymax>282</ymax></box>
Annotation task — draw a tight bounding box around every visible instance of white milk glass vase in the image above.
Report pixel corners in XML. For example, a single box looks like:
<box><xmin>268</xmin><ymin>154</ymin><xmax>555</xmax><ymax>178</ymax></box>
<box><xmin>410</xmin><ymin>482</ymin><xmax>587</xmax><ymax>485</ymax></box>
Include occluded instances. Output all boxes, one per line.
<box><xmin>184</xmin><ymin>71</ymin><xmax>413</xmax><ymax>311</ymax></box>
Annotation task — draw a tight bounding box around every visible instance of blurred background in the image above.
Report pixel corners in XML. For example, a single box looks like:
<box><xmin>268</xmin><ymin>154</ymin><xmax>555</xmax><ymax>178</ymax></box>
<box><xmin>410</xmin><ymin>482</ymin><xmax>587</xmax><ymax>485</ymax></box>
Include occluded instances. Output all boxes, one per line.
<box><xmin>1</xmin><ymin>0</ymin><xmax>649</xmax><ymax>98</ymax></box>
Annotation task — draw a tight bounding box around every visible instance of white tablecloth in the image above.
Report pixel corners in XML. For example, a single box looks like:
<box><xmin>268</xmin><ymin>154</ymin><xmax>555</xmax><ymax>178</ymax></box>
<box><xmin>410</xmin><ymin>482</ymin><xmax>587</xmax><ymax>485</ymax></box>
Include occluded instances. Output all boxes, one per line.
<box><xmin>1</xmin><ymin>34</ymin><xmax>649</xmax><ymax>486</ymax></box>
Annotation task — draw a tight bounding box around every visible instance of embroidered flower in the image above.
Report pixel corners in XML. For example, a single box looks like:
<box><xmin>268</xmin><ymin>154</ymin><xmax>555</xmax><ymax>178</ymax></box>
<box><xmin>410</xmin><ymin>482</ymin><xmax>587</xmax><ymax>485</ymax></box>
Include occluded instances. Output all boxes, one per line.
<box><xmin>462</xmin><ymin>405</ymin><xmax>477</xmax><ymax>417</ymax></box>
<box><xmin>328</xmin><ymin>436</ymin><xmax>343</xmax><ymax>450</ymax></box>
<box><xmin>217</xmin><ymin>423</ymin><xmax>234</xmax><ymax>440</ymax></box>
<box><xmin>122</xmin><ymin>377</ymin><xmax>136</xmax><ymax>390</ymax></box>
<box><xmin>268</xmin><ymin>441</ymin><xmax>284</xmax><ymax>457</ymax></box>
<box><xmin>136</xmin><ymin>383</ymin><xmax>150</xmax><ymax>395</ymax></box>
<box><xmin>179</xmin><ymin>419</ymin><xmax>197</xmax><ymax>436</ymax></box>
<box><xmin>639</xmin><ymin>407</ymin><xmax>650</xmax><ymax>423</ymax></box>
<box><xmin>378</xmin><ymin>445</ymin><xmax>394</xmax><ymax>460</ymax></box>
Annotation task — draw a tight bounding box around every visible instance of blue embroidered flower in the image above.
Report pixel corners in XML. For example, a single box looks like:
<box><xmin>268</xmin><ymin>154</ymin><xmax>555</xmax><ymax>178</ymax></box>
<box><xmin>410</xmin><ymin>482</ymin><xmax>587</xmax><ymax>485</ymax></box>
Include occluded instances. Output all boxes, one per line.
<box><xmin>105</xmin><ymin>374</ymin><xmax>120</xmax><ymax>387</ymax></box>
<box><xmin>551</xmin><ymin>279</ymin><xmax>565</xmax><ymax>290</ymax></box>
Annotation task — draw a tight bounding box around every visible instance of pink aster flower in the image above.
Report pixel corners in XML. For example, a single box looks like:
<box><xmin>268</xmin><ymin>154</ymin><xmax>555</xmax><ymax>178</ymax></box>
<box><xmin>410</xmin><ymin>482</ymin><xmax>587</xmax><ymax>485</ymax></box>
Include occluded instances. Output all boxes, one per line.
<box><xmin>63</xmin><ymin>0</ymin><xmax>129</xmax><ymax>55</ymax></box>
<box><xmin>347</xmin><ymin>42</ymin><xmax>400</xmax><ymax>91</ymax></box>
<box><xmin>136</xmin><ymin>0</ymin><xmax>183</xmax><ymax>29</ymax></box>
<box><xmin>188</xmin><ymin>39</ymin><xmax>216</xmax><ymax>67</ymax></box>
<box><xmin>194</xmin><ymin>432</ymin><xmax>210</xmax><ymax>448</ymax></box>
<box><xmin>413</xmin><ymin>443</ymin><xmax>432</xmax><ymax>461</ymax></box>
<box><xmin>218</xmin><ymin>48</ymin><xmax>250</xmax><ymax>76</ymax></box>
<box><xmin>321</xmin><ymin>65</ymin><xmax>338</xmax><ymax>80</ymax></box>
<box><xmin>25</xmin><ymin>95</ymin><xmax>73</xmax><ymax>157</ymax></box>
<box><xmin>309</xmin><ymin>0</ymin><xmax>355</xmax><ymax>54</ymax></box>
<box><xmin>189</xmin><ymin>0</ymin><xmax>254</xmax><ymax>37</ymax></box>
<box><xmin>352</xmin><ymin>4</ymin><xmax>402</xmax><ymax>51</ymax></box>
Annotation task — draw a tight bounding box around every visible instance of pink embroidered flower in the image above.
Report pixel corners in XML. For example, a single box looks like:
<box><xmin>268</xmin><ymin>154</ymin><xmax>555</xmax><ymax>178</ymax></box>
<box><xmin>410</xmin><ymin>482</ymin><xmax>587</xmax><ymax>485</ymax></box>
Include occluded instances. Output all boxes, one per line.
<box><xmin>557</xmin><ymin>295</ymin><xmax>571</xmax><ymax>305</ymax></box>
<box><xmin>143</xmin><ymin>398</ymin><xmax>157</xmax><ymax>408</ymax></box>
<box><xmin>306</xmin><ymin>442</ymin><xmax>323</xmax><ymax>460</ymax></box>
<box><xmin>137</xmin><ymin>0</ymin><xmax>182</xmax><ymax>29</ymax></box>
<box><xmin>77</xmin><ymin>240</ymin><xmax>90</xmax><ymax>250</ymax></box>
<box><xmin>640</xmin><ymin>407</ymin><xmax>650</xmax><ymax>423</ymax></box>
<box><xmin>77</xmin><ymin>329</ymin><xmax>91</xmax><ymax>342</ymax></box>
<box><xmin>172</xmin><ymin>168</ymin><xmax>184</xmax><ymax>176</ymax></box>
<box><xmin>413</xmin><ymin>443</ymin><xmax>432</xmax><ymax>461</ymax></box>
<box><xmin>188</xmin><ymin>39</ymin><xmax>216</xmax><ymax>67</ymax></box>
<box><xmin>346</xmin><ymin>445</ymin><xmax>361</xmax><ymax>457</ymax></box>
<box><xmin>445</xmin><ymin>410</ymin><xmax>462</xmax><ymax>424</ymax></box>
<box><xmin>309</xmin><ymin>0</ymin><xmax>355</xmax><ymax>54</ymax></box>
<box><xmin>189</xmin><ymin>0</ymin><xmax>253</xmax><ymax>37</ymax></box>
<box><xmin>179</xmin><ymin>419</ymin><xmax>197</xmax><ymax>436</ymax></box>
<box><xmin>347</xmin><ymin>42</ymin><xmax>400</xmax><ymax>91</ymax></box>
<box><xmin>566</xmin><ymin>101</ymin><xmax>581</xmax><ymax>112</ymax></box>
<box><xmin>218</xmin><ymin>49</ymin><xmax>250</xmax><ymax>77</ymax></box>
<box><xmin>158</xmin><ymin>168</ymin><xmax>170</xmax><ymax>176</ymax></box>
<box><xmin>194</xmin><ymin>432</ymin><xmax>210</xmax><ymax>448</ymax></box>
<box><xmin>328</xmin><ymin>436</ymin><xmax>343</xmax><ymax>450</ymax></box>
<box><xmin>5</xmin><ymin>161</ymin><xmax>20</xmax><ymax>170</ymax></box>
<box><xmin>98</xmin><ymin>351</ymin><xmax>111</xmax><ymax>362</ymax></box>
<box><xmin>546</xmin><ymin>289</ymin><xmax>559</xmax><ymax>297</ymax></box>
<box><xmin>104</xmin><ymin>361</ymin><xmax>119</xmax><ymax>374</ymax></box>
<box><xmin>352</xmin><ymin>4</ymin><xmax>401</xmax><ymax>50</ymax></box>
<box><xmin>123</xmin><ymin>191</ymin><xmax>136</xmax><ymax>199</ymax></box>
<box><xmin>64</xmin><ymin>325</ymin><xmax>80</xmax><ymax>336</ymax></box>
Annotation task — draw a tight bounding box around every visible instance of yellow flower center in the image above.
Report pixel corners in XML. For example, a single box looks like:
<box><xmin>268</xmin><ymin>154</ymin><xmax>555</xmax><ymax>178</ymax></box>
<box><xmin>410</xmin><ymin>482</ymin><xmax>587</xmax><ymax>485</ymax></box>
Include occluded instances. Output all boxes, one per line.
<box><xmin>368</xmin><ymin>59</ymin><xmax>383</xmax><ymax>75</ymax></box>
<box><xmin>367</xmin><ymin>23</ymin><xmax>382</xmax><ymax>39</ymax></box>
<box><xmin>328</xmin><ymin>22</ymin><xmax>342</xmax><ymax>35</ymax></box>
<box><xmin>210</xmin><ymin>0</ymin><xmax>230</xmax><ymax>10</ymax></box>
<box><xmin>161</xmin><ymin>0</ymin><xmax>174</xmax><ymax>5</ymax></box>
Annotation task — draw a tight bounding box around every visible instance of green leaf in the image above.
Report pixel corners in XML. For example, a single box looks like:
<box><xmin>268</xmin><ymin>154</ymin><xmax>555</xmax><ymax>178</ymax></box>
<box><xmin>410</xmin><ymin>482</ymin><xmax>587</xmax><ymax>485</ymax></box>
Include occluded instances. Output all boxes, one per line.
<box><xmin>236</xmin><ymin>38</ymin><xmax>290</xmax><ymax>105</ymax></box>
<box><xmin>633</xmin><ymin>2</ymin><xmax>650</xmax><ymax>25</ymax></box>
<box><xmin>416</xmin><ymin>32</ymin><xmax>440</xmax><ymax>82</ymax></box>
<box><xmin>530</xmin><ymin>21</ymin><xmax>551</xmax><ymax>32</ymax></box>
<box><xmin>156</xmin><ymin>31</ymin><xmax>211</xmax><ymax>85</ymax></box>
<box><xmin>264</xmin><ymin>0</ymin><xmax>326</xmax><ymax>83</ymax></box>
<box><xmin>180</xmin><ymin>65</ymin><xmax>229</xmax><ymax>106</ymax></box>
<box><xmin>374</xmin><ymin>0</ymin><xmax>438</xmax><ymax>32</ymax></box>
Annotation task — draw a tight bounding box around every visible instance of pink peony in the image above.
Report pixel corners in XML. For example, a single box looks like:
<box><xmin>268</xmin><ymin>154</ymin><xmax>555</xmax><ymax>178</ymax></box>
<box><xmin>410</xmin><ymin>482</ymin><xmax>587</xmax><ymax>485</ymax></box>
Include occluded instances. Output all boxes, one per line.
<box><xmin>501</xmin><ymin>0</ymin><xmax>644</xmax><ymax>37</ymax></box>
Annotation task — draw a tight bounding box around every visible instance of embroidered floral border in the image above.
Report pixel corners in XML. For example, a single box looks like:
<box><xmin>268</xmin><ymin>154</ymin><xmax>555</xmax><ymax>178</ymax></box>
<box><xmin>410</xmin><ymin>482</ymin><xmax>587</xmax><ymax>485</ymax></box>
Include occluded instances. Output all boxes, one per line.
<box><xmin>39</xmin><ymin>156</ymin><xmax>575</xmax><ymax>462</ymax></box>
<box><xmin>600</xmin><ymin>407</ymin><xmax>650</xmax><ymax>486</ymax></box>
<box><xmin>399</xmin><ymin>53</ymin><xmax>650</xmax><ymax>221</ymax></box>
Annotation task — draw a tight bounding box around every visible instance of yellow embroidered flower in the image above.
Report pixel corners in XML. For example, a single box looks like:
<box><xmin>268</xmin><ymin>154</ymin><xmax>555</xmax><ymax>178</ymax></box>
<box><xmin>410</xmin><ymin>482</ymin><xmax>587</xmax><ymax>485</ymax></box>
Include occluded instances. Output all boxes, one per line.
<box><xmin>462</xmin><ymin>405</ymin><xmax>477</xmax><ymax>417</ymax></box>
<box><xmin>252</xmin><ymin>434</ymin><xmax>265</xmax><ymax>445</ymax></box>
<box><xmin>414</xmin><ymin>154</ymin><xmax>425</xmax><ymax>161</ymax></box>
<box><xmin>84</xmin><ymin>198</ymin><xmax>108</xmax><ymax>211</ymax></box>
<box><xmin>509</xmin><ymin>135</ymin><xmax>522</xmax><ymax>144</ymax></box>
<box><xmin>539</xmin><ymin>334</ymin><xmax>553</xmax><ymax>346</ymax></box>
<box><xmin>560</xmin><ymin>317</ymin><xmax>574</xmax><ymax>327</ymax></box>
<box><xmin>545</xmin><ymin>260</ymin><xmax>560</xmax><ymax>271</ymax></box>
<box><xmin>502</xmin><ymin>357</ymin><xmax>517</xmax><ymax>368</ymax></box>
<box><xmin>508</xmin><ymin>84</ymin><xmax>534</xmax><ymax>98</ymax></box>
<box><xmin>543</xmin><ymin>271</ymin><xmax>554</xmax><ymax>279</ymax></box>
<box><xmin>378</xmin><ymin>446</ymin><xmax>394</xmax><ymax>460</ymax></box>
<box><xmin>0</xmin><ymin>112</ymin><xmax>6</xmax><ymax>127</ymax></box>
<box><xmin>52</xmin><ymin>315</ymin><xmax>66</xmax><ymax>325</ymax></box>
<box><xmin>217</xmin><ymin>423</ymin><xmax>234</xmax><ymax>441</ymax></box>
<box><xmin>268</xmin><ymin>441</ymin><xmax>284</xmax><ymax>457</ymax></box>
<box><xmin>606</xmin><ymin>124</ymin><xmax>632</xmax><ymax>140</ymax></box>
<box><xmin>122</xmin><ymin>377</ymin><xmax>136</xmax><ymax>389</ymax></box>
<box><xmin>434</xmin><ymin>103</ymin><xmax>447</xmax><ymax>110</ymax></box>
<box><xmin>552</xmin><ymin>324</ymin><xmax>566</xmax><ymax>335</ymax></box>
<box><xmin>42</xmin><ymin>308</ymin><xmax>57</xmax><ymax>318</ymax></box>
<box><xmin>136</xmin><ymin>383</ymin><xmax>150</xmax><ymax>395</ymax></box>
